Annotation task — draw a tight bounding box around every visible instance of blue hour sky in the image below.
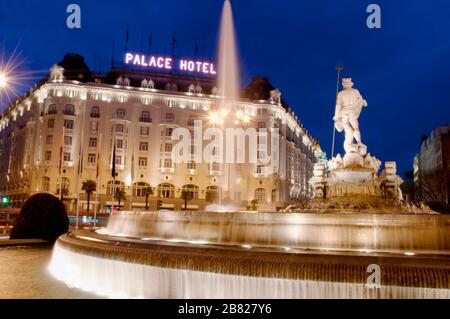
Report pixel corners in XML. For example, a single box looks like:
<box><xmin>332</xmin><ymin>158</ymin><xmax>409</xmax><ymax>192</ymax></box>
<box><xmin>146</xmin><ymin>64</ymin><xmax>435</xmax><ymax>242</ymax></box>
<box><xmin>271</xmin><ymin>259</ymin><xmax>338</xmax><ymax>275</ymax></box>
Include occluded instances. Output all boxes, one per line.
<box><xmin>0</xmin><ymin>0</ymin><xmax>449</xmax><ymax>175</ymax></box>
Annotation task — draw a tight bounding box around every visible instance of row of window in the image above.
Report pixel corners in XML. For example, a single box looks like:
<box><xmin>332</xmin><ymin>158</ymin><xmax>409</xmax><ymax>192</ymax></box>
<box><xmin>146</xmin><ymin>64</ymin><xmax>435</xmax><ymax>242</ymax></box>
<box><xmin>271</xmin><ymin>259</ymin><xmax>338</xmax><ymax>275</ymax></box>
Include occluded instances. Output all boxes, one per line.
<box><xmin>41</xmin><ymin>177</ymin><xmax>277</xmax><ymax>202</ymax></box>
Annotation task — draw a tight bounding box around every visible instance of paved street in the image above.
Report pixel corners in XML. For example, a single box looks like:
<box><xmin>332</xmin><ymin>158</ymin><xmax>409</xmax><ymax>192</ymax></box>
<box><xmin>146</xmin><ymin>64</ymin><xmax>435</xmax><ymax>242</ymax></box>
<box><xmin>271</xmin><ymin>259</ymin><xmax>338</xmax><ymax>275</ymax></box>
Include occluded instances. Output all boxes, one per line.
<box><xmin>0</xmin><ymin>245</ymin><xmax>98</xmax><ymax>298</ymax></box>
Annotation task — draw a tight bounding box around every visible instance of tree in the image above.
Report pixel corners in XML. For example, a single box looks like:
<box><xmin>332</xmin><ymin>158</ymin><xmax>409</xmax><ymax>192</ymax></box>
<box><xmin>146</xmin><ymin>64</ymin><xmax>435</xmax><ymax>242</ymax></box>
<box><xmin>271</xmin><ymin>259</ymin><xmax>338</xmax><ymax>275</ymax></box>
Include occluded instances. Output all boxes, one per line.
<box><xmin>81</xmin><ymin>180</ymin><xmax>96</xmax><ymax>212</ymax></box>
<box><xmin>142</xmin><ymin>187</ymin><xmax>153</xmax><ymax>211</ymax></box>
<box><xmin>181</xmin><ymin>190</ymin><xmax>194</xmax><ymax>210</ymax></box>
<box><xmin>114</xmin><ymin>189</ymin><xmax>126</xmax><ymax>209</ymax></box>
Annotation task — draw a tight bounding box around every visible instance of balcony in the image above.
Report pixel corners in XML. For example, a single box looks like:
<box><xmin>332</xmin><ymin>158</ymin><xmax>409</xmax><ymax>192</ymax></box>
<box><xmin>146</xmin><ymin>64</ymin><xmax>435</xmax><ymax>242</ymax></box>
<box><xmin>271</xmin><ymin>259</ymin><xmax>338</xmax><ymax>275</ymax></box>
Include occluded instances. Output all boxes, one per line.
<box><xmin>46</xmin><ymin>110</ymin><xmax>58</xmax><ymax>115</ymax></box>
<box><xmin>63</xmin><ymin>110</ymin><xmax>76</xmax><ymax>116</ymax></box>
<box><xmin>139</xmin><ymin>117</ymin><xmax>152</xmax><ymax>123</ymax></box>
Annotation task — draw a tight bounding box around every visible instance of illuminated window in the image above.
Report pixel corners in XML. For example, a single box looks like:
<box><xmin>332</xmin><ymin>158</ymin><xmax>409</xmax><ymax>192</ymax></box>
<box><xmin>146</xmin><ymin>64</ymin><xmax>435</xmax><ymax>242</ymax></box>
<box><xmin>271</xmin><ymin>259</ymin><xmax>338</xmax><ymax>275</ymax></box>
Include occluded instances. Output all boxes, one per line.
<box><xmin>89</xmin><ymin>138</ymin><xmax>97</xmax><ymax>148</ymax></box>
<box><xmin>63</xmin><ymin>152</ymin><xmax>71</xmax><ymax>162</ymax></box>
<box><xmin>42</xmin><ymin>177</ymin><xmax>50</xmax><ymax>192</ymax></box>
<box><xmin>46</xmin><ymin>135</ymin><xmax>53</xmax><ymax>145</ymax></box>
<box><xmin>139</xmin><ymin>142</ymin><xmax>148</xmax><ymax>151</ymax></box>
<box><xmin>138</xmin><ymin>157</ymin><xmax>148</xmax><ymax>167</ymax></box>
<box><xmin>88</xmin><ymin>154</ymin><xmax>96</xmax><ymax>164</ymax></box>
<box><xmin>64</xmin><ymin>136</ymin><xmax>72</xmax><ymax>146</ymax></box>
<box><xmin>64</xmin><ymin>119</ymin><xmax>74</xmax><ymax>130</ymax></box>
<box><xmin>44</xmin><ymin>151</ymin><xmax>52</xmax><ymax>161</ymax></box>
<box><xmin>47</xmin><ymin>119</ymin><xmax>55</xmax><ymax>129</ymax></box>
<box><xmin>116</xmin><ymin>124</ymin><xmax>124</xmax><ymax>133</ymax></box>
<box><xmin>158</xmin><ymin>183</ymin><xmax>174</xmax><ymax>198</ymax></box>
<box><xmin>116</xmin><ymin>108</ymin><xmax>126</xmax><ymax>118</ymax></box>
<box><xmin>255</xmin><ymin>188</ymin><xmax>266</xmax><ymax>202</ymax></box>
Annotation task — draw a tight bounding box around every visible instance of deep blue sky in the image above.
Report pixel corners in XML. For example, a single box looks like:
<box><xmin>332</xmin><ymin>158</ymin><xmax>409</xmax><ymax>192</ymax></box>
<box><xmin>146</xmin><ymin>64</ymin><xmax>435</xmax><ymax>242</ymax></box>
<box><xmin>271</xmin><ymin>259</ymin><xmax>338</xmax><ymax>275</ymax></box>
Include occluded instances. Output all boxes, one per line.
<box><xmin>1</xmin><ymin>0</ymin><xmax>449</xmax><ymax>175</ymax></box>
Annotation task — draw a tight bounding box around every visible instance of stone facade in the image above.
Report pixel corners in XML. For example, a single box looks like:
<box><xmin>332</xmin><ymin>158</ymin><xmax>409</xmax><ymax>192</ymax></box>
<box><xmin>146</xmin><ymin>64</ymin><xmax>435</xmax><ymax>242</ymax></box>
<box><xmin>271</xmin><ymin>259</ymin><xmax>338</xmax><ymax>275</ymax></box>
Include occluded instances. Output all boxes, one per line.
<box><xmin>0</xmin><ymin>55</ymin><xmax>322</xmax><ymax>212</ymax></box>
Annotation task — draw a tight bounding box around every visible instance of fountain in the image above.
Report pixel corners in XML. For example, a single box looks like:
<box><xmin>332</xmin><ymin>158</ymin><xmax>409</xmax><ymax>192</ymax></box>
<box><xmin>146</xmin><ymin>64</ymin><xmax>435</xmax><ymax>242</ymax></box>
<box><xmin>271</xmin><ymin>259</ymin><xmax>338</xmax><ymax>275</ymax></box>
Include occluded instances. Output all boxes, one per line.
<box><xmin>47</xmin><ymin>1</ymin><xmax>450</xmax><ymax>299</ymax></box>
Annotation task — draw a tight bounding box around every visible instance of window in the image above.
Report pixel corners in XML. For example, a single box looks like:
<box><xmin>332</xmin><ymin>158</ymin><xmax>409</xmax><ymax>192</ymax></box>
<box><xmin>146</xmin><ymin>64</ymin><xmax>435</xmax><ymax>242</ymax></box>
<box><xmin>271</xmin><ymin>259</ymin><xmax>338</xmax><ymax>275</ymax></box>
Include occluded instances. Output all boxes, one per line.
<box><xmin>139</xmin><ymin>142</ymin><xmax>148</xmax><ymax>151</ymax></box>
<box><xmin>64</xmin><ymin>104</ymin><xmax>75</xmax><ymax>115</ymax></box>
<box><xmin>64</xmin><ymin>119</ymin><xmax>74</xmax><ymax>130</ymax></box>
<box><xmin>116</xmin><ymin>124</ymin><xmax>124</xmax><ymax>133</ymax></box>
<box><xmin>138</xmin><ymin>157</ymin><xmax>148</xmax><ymax>167</ymax></box>
<box><xmin>88</xmin><ymin>154</ymin><xmax>96</xmax><ymax>164</ymax></box>
<box><xmin>63</xmin><ymin>152</ymin><xmax>71</xmax><ymax>162</ymax></box>
<box><xmin>56</xmin><ymin>177</ymin><xmax>70</xmax><ymax>195</ymax></box>
<box><xmin>256</xmin><ymin>165</ymin><xmax>264</xmax><ymax>174</ymax></box>
<box><xmin>115</xmin><ymin>156</ymin><xmax>122</xmax><ymax>165</ymax></box>
<box><xmin>116</xmin><ymin>108</ymin><xmax>126</xmax><ymax>118</ymax></box>
<box><xmin>91</xmin><ymin>106</ymin><xmax>100</xmax><ymax>118</ymax></box>
<box><xmin>182</xmin><ymin>184</ymin><xmax>199</xmax><ymax>199</ymax></box>
<box><xmin>42</xmin><ymin>177</ymin><xmax>50</xmax><ymax>192</ymax></box>
<box><xmin>255</xmin><ymin>188</ymin><xmax>266</xmax><ymax>202</ymax></box>
<box><xmin>164</xmin><ymin>159</ymin><xmax>172</xmax><ymax>168</ymax></box>
<box><xmin>46</xmin><ymin>135</ymin><xmax>53</xmax><ymax>145</ymax></box>
<box><xmin>116</xmin><ymin>139</ymin><xmax>123</xmax><ymax>149</ymax></box>
<box><xmin>140</xmin><ymin>126</ymin><xmax>150</xmax><ymax>136</ymax></box>
<box><xmin>48</xmin><ymin>104</ymin><xmax>57</xmax><ymax>115</ymax></box>
<box><xmin>164</xmin><ymin>144</ymin><xmax>173</xmax><ymax>153</ymax></box>
<box><xmin>48</xmin><ymin>119</ymin><xmax>55</xmax><ymax>129</ymax></box>
<box><xmin>271</xmin><ymin>189</ymin><xmax>277</xmax><ymax>202</ymax></box>
<box><xmin>107</xmin><ymin>180</ymin><xmax>125</xmax><ymax>196</ymax></box>
<box><xmin>165</xmin><ymin>127</ymin><xmax>173</xmax><ymax>137</ymax></box>
<box><xmin>90</xmin><ymin>122</ymin><xmax>99</xmax><ymax>132</ymax></box>
<box><xmin>140</xmin><ymin>111</ymin><xmax>151</xmax><ymax>123</ymax></box>
<box><xmin>158</xmin><ymin>183</ymin><xmax>174</xmax><ymax>198</ymax></box>
<box><xmin>212</xmin><ymin>163</ymin><xmax>220</xmax><ymax>171</ymax></box>
<box><xmin>64</xmin><ymin>136</ymin><xmax>72</xmax><ymax>146</ymax></box>
<box><xmin>45</xmin><ymin>151</ymin><xmax>52</xmax><ymax>161</ymax></box>
<box><xmin>187</xmin><ymin>161</ymin><xmax>196</xmax><ymax>170</ymax></box>
<box><xmin>89</xmin><ymin>138</ymin><xmax>97</xmax><ymax>148</ymax></box>
<box><xmin>165</xmin><ymin>112</ymin><xmax>175</xmax><ymax>122</ymax></box>
<box><xmin>133</xmin><ymin>182</ymin><xmax>150</xmax><ymax>197</ymax></box>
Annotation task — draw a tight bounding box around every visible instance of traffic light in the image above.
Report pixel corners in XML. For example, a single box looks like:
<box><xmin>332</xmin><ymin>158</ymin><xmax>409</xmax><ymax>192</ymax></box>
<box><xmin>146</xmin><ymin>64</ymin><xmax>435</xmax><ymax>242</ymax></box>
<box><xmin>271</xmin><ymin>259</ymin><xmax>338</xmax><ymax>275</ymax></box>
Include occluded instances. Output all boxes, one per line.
<box><xmin>2</xmin><ymin>197</ymin><xmax>9</xmax><ymax>205</ymax></box>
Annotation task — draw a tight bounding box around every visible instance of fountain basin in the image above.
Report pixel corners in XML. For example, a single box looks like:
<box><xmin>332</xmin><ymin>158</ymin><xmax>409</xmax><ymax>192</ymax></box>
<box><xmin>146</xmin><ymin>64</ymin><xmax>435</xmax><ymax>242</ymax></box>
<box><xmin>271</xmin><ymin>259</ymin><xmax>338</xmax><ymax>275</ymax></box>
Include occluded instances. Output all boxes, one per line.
<box><xmin>47</xmin><ymin>211</ymin><xmax>450</xmax><ymax>299</ymax></box>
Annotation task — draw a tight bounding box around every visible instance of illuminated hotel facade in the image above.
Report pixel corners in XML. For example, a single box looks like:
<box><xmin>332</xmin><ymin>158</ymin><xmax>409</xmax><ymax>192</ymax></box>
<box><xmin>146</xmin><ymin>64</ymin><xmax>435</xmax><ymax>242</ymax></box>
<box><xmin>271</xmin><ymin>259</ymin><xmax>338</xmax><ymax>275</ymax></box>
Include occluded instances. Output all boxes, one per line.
<box><xmin>0</xmin><ymin>54</ymin><xmax>322</xmax><ymax>212</ymax></box>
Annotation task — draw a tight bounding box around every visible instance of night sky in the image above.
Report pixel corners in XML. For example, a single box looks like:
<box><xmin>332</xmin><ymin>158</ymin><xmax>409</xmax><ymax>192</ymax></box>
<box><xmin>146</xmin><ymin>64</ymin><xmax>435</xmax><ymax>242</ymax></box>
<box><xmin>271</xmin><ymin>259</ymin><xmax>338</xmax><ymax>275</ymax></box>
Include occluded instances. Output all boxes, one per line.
<box><xmin>1</xmin><ymin>0</ymin><xmax>449</xmax><ymax>175</ymax></box>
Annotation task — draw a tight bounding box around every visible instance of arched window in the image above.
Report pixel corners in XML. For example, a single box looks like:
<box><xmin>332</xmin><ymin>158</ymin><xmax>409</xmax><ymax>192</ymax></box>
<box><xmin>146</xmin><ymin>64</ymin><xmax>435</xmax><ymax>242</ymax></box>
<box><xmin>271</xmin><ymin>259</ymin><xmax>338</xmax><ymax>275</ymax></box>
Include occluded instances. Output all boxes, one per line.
<box><xmin>255</xmin><ymin>188</ymin><xmax>266</xmax><ymax>203</ymax></box>
<box><xmin>188</xmin><ymin>84</ymin><xmax>195</xmax><ymax>93</ymax></box>
<box><xmin>107</xmin><ymin>180</ymin><xmax>125</xmax><ymax>196</ymax></box>
<box><xmin>182</xmin><ymin>184</ymin><xmax>199</xmax><ymax>199</ymax></box>
<box><xmin>195</xmin><ymin>85</ymin><xmax>202</xmax><ymax>94</ymax></box>
<box><xmin>64</xmin><ymin>104</ymin><xmax>75</xmax><ymax>115</ymax></box>
<box><xmin>91</xmin><ymin>106</ymin><xmax>100</xmax><ymax>118</ymax></box>
<box><xmin>42</xmin><ymin>177</ymin><xmax>50</xmax><ymax>192</ymax></box>
<box><xmin>158</xmin><ymin>183</ymin><xmax>174</xmax><ymax>198</ymax></box>
<box><xmin>133</xmin><ymin>182</ymin><xmax>150</xmax><ymax>197</ymax></box>
<box><xmin>116</xmin><ymin>108</ymin><xmax>126</xmax><ymax>118</ymax></box>
<box><xmin>56</xmin><ymin>177</ymin><xmax>70</xmax><ymax>195</ymax></box>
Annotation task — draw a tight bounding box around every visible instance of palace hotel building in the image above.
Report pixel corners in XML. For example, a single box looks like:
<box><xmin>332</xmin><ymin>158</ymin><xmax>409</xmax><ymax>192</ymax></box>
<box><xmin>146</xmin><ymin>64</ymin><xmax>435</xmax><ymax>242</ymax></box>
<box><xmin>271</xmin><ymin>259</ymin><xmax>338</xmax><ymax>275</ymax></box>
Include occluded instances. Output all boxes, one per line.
<box><xmin>0</xmin><ymin>54</ymin><xmax>322</xmax><ymax>212</ymax></box>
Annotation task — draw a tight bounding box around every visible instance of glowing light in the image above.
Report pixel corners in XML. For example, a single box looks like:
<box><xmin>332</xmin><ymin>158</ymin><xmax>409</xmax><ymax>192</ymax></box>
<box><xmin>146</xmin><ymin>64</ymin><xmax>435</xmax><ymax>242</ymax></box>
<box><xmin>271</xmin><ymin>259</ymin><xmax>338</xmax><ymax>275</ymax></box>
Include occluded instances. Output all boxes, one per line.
<box><xmin>0</xmin><ymin>73</ymin><xmax>7</xmax><ymax>87</ymax></box>
<box><xmin>236</xmin><ymin>110</ymin><xmax>243</xmax><ymax>118</ymax></box>
<box><xmin>242</xmin><ymin>114</ymin><xmax>250</xmax><ymax>124</ymax></box>
<box><xmin>404</xmin><ymin>252</ymin><xmax>415</xmax><ymax>256</ymax></box>
<box><xmin>209</xmin><ymin>112</ymin><xmax>220</xmax><ymax>124</ymax></box>
<box><xmin>220</xmin><ymin>109</ymin><xmax>229</xmax><ymax>117</ymax></box>
<box><xmin>241</xmin><ymin>244</ymin><xmax>252</xmax><ymax>249</ymax></box>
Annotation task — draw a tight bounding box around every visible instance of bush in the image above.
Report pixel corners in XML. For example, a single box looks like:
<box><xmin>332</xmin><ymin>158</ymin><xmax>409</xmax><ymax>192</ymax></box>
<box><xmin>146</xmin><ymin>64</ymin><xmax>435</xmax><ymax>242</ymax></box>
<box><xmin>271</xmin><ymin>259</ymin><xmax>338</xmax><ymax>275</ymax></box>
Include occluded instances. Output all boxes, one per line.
<box><xmin>10</xmin><ymin>193</ymin><xmax>69</xmax><ymax>242</ymax></box>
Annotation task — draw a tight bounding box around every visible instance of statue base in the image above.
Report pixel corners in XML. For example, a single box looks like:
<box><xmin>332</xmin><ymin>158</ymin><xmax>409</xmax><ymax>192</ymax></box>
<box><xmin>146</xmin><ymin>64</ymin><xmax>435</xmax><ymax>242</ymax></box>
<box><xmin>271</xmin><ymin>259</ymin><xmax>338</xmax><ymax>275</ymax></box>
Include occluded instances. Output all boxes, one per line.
<box><xmin>309</xmin><ymin>148</ymin><xmax>409</xmax><ymax>211</ymax></box>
